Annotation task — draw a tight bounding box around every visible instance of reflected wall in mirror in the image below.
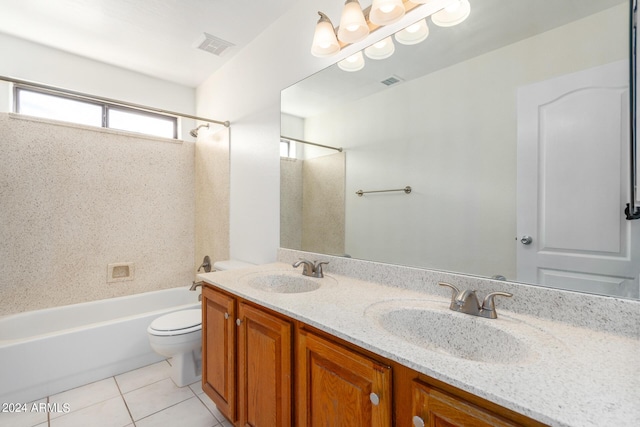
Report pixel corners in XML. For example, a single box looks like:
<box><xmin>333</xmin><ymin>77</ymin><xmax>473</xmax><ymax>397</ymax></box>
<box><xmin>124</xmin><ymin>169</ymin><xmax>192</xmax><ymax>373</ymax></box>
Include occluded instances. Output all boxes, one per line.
<box><xmin>281</xmin><ymin>0</ymin><xmax>640</xmax><ymax>299</ymax></box>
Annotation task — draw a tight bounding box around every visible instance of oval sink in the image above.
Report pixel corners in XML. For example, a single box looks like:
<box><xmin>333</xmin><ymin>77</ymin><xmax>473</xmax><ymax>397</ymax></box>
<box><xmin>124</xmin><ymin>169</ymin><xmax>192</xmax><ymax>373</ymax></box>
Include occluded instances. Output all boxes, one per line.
<box><xmin>242</xmin><ymin>272</ymin><xmax>331</xmax><ymax>293</ymax></box>
<box><xmin>366</xmin><ymin>300</ymin><xmax>537</xmax><ymax>364</ymax></box>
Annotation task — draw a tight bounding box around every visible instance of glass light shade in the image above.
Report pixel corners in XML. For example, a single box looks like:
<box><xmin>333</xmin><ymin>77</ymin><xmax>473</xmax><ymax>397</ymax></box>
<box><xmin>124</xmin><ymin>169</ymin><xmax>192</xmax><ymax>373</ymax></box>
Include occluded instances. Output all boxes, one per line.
<box><xmin>369</xmin><ymin>0</ymin><xmax>405</xmax><ymax>26</ymax></box>
<box><xmin>311</xmin><ymin>12</ymin><xmax>340</xmax><ymax>57</ymax></box>
<box><xmin>337</xmin><ymin>0</ymin><xmax>369</xmax><ymax>44</ymax></box>
<box><xmin>338</xmin><ymin>51</ymin><xmax>365</xmax><ymax>72</ymax></box>
<box><xmin>431</xmin><ymin>0</ymin><xmax>471</xmax><ymax>27</ymax></box>
<box><xmin>395</xmin><ymin>19</ymin><xmax>429</xmax><ymax>45</ymax></box>
<box><xmin>364</xmin><ymin>36</ymin><xmax>395</xmax><ymax>60</ymax></box>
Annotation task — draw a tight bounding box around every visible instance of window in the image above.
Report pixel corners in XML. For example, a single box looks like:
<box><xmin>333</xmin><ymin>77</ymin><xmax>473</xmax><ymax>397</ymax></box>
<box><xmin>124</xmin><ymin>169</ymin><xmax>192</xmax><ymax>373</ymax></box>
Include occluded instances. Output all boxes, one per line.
<box><xmin>15</xmin><ymin>87</ymin><xmax>178</xmax><ymax>139</ymax></box>
<box><xmin>280</xmin><ymin>138</ymin><xmax>297</xmax><ymax>158</ymax></box>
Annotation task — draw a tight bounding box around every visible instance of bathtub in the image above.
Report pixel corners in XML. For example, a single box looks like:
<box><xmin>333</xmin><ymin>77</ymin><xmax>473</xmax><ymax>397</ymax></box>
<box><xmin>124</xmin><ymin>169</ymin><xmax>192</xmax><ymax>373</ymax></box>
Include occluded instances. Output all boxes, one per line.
<box><xmin>0</xmin><ymin>287</ymin><xmax>200</xmax><ymax>404</ymax></box>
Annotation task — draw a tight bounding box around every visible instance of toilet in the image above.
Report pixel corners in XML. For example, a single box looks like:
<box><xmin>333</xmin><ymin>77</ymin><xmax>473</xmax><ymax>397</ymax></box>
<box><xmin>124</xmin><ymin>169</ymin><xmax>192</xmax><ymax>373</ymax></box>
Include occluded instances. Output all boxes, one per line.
<box><xmin>147</xmin><ymin>259</ymin><xmax>255</xmax><ymax>387</ymax></box>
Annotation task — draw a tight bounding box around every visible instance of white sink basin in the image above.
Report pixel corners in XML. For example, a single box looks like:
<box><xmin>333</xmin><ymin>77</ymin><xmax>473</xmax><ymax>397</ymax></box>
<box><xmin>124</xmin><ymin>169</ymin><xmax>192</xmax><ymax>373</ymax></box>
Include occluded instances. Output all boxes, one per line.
<box><xmin>241</xmin><ymin>271</ymin><xmax>334</xmax><ymax>293</ymax></box>
<box><xmin>366</xmin><ymin>299</ymin><xmax>540</xmax><ymax>365</ymax></box>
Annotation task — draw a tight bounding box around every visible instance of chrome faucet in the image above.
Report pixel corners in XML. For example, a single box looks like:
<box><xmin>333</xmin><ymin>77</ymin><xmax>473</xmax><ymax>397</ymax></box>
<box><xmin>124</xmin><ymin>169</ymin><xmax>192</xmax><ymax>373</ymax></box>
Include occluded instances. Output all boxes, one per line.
<box><xmin>438</xmin><ymin>282</ymin><xmax>512</xmax><ymax>319</ymax></box>
<box><xmin>292</xmin><ymin>259</ymin><xmax>328</xmax><ymax>278</ymax></box>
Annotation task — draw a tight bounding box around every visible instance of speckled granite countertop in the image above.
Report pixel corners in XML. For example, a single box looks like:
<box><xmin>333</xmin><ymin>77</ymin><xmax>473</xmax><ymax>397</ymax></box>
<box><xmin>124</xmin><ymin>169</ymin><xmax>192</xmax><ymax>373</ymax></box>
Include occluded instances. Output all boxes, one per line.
<box><xmin>199</xmin><ymin>262</ymin><xmax>640</xmax><ymax>427</ymax></box>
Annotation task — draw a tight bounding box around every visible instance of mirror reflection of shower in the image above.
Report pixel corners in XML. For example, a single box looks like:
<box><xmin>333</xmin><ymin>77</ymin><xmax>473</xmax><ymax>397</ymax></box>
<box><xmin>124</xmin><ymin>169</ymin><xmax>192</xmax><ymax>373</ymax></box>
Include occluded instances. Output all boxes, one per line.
<box><xmin>190</xmin><ymin>123</ymin><xmax>209</xmax><ymax>138</ymax></box>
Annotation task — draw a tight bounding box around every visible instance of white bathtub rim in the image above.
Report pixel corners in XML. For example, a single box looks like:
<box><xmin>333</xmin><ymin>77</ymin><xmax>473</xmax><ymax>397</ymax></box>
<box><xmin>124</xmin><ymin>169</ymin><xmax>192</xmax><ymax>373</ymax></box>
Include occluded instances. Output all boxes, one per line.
<box><xmin>0</xmin><ymin>286</ymin><xmax>201</xmax><ymax>344</ymax></box>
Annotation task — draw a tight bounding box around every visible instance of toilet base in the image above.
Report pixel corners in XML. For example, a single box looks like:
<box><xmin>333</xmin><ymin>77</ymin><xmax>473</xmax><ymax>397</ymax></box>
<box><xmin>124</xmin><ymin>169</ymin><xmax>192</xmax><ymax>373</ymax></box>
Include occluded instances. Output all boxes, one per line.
<box><xmin>170</xmin><ymin>347</ymin><xmax>202</xmax><ymax>387</ymax></box>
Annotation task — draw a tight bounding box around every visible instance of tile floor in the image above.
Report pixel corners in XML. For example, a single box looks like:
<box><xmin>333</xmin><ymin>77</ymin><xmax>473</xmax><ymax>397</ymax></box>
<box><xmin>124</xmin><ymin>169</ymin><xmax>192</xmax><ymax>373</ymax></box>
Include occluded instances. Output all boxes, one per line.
<box><xmin>0</xmin><ymin>360</ymin><xmax>233</xmax><ymax>427</ymax></box>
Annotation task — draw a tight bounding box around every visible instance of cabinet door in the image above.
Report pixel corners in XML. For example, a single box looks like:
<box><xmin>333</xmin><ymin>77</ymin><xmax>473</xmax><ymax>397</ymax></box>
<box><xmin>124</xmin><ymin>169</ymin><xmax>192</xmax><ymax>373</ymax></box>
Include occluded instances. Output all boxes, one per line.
<box><xmin>202</xmin><ymin>287</ymin><xmax>236</xmax><ymax>423</ymax></box>
<box><xmin>411</xmin><ymin>380</ymin><xmax>521</xmax><ymax>427</ymax></box>
<box><xmin>237</xmin><ymin>302</ymin><xmax>293</xmax><ymax>427</ymax></box>
<box><xmin>297</xmin><ymin>330</ymin><xmax>392</xmax><ymax>427</ymax></box>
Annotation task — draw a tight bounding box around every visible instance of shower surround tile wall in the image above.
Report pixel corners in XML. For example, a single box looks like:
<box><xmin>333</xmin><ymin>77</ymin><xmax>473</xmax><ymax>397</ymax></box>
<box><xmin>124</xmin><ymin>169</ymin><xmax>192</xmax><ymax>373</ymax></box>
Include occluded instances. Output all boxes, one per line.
<box><xmin>0</xmin><ymin>113</ymin><xmax>195</xmax><ymax>316</ymax></box>
<box><xmin>195</xmin><ymin>127</ymin><xmax>230</xmax><ymax>269</ymax></box>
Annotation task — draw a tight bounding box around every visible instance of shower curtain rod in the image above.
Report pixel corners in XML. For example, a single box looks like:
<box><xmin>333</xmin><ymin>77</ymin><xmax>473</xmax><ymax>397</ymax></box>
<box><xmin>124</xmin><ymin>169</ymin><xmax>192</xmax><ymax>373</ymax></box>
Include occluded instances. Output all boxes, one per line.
<box><xmin>281</xmin><ymin>135</ymin><xmax>343</xmax><ymax>152</ymax></box>
<box><xmin>0</xmin><ymin>75</ymin><xmax>230</xmax><ymax>127</ymax></box>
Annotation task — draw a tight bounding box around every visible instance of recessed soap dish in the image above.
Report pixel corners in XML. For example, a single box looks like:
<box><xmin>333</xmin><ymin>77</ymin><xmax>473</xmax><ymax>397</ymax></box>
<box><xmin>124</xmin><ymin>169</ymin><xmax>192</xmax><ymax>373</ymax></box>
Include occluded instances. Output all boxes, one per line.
<box><xmin>107</xmin><ymin>262</ymin><xmax>135</xmax><ymax>283</ymax></box>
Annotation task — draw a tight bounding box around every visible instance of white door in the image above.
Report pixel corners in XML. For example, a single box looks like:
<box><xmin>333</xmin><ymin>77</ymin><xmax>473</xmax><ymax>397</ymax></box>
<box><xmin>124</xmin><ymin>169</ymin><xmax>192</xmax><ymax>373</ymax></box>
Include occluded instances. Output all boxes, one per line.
<box><xmin>517</xmin><ymin>60</ymin><xmax>639</xmax><ymax>298</ymax></box>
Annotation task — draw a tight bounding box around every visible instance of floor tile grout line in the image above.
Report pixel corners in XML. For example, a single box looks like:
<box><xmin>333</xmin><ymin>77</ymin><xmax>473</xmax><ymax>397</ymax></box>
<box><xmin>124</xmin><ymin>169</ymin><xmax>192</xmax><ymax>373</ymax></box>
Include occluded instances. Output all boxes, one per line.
<box><xmin>132</xmin><ymin>392</ymin><xmax>198</xmax><ymax>424</ymax></box>
<box><xmin>114</xmin><ymin>374</ymin><xmax>136</xmax><ymax>427</ymax></box>
<box><xmin>193</xmin><ymin>392</ymin><xmax>224</xmax><ymax>426</ymax></box>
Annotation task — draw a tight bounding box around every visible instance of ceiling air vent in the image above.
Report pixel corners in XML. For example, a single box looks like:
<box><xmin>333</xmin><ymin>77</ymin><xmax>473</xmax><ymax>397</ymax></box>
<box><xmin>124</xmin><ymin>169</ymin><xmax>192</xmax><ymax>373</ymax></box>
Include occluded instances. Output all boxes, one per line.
<box><xmin>196</xmin><ymin>33</ymin><xmax>235</xmax><ymax>56</ymax></box>
<box><xmin>380</xmin><ymin>75</ymin><xmax>404</xmax><ymax>86</ymax></box>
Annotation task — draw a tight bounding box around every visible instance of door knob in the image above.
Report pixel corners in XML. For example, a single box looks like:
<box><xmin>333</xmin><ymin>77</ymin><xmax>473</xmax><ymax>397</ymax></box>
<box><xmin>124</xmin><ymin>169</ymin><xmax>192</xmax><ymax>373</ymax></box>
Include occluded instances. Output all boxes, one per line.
<box><xmin>520</xmin><ymin>235</ymin><xmax>533</xmax><ymax>245</ymax></box>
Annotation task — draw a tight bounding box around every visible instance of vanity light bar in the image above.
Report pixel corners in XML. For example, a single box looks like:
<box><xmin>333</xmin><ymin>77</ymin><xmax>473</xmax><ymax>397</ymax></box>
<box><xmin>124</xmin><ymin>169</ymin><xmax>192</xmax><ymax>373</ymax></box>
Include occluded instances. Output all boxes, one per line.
<box><xmin>312</xmin><ymin>0</ymin><xmax>464</xmax><ymax>57</ymax></box>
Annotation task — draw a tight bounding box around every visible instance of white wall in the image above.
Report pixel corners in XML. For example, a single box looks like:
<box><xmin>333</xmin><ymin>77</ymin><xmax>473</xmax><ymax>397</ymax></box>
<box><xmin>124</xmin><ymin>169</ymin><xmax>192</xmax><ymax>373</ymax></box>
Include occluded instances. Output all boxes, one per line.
<box><xmin>0</xmin><ymin>32</ymin><xmax>196</xmax><ymax>139</ymax></box>
<box><xmin>196</xmin><ymin>0</ymin><xmax>452</xmax><ymax>264</ymax></box>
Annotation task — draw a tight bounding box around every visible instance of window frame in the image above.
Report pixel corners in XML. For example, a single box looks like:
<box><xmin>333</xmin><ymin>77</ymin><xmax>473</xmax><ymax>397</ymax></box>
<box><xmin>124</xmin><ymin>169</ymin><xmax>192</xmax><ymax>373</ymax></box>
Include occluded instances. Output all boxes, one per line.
<box><xmin>14</xmin><ymin>85</ymin><xmax>178</xmax><ymax>139</ymax></box>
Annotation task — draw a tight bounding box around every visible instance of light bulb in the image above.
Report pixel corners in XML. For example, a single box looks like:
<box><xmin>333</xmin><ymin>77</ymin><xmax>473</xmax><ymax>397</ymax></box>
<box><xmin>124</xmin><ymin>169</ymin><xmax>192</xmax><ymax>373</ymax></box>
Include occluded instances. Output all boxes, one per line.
<box><xmin>311</xmin><ymin>12</ymin><xmax>340</xmax><ymax>57</ymax></box>
<box><xmin>364</xmin><ymin>36</ymin><xmax>395</xmax><ymax>60</ymax></box>
<box><xmin>432</xmin><ymin>0</ymin><xmax>471</xmax><ymax>27</ymax></box>
<box><xmin>395</xmin><ymin>19</ymin><xmax>429</xmax><ymax>45</ymax></box>
<box><xmin>369</xmin><ymin>0</ymin><xmax>405</xmax><ymax>26</ymax></box>
<box><xmin>338</xmin><ymin>51</ymin><xmax>365</xmax><ymax>72</ymax></box>
<box><xmin>338</xmin><ymin>0</ymin><xmax>369</xmax><ymax>44</ymax></box>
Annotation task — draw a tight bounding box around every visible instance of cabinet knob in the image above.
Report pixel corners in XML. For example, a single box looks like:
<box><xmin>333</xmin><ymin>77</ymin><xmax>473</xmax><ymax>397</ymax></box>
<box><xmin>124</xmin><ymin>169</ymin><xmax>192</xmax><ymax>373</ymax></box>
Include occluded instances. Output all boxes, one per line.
<box><xmin>224</xmin><ymin>312</ymin><xmax>229</xmax><ymax>320</ymax></box>
<box><xmin>236</xmin><ymin>318</ymin><xmax>242</xmax><ymax>326</ymax></box>
<box><xmin>412</xmin><ymin>415</ymin><xmax>425</xmax><ymax>427</ymax></box>
<box><xmin>369</xmin><ymin>392</ymin><xmax>380</xmax><ymax>406</ymax></box>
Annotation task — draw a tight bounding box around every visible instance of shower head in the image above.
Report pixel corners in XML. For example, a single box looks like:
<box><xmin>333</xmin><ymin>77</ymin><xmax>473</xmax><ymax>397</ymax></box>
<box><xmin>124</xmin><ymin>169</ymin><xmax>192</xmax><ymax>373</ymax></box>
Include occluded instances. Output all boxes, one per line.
<box><xmin>190</xmin><ymin>123</ymin><xmax>210</xmax><ymax>138</ymax></box>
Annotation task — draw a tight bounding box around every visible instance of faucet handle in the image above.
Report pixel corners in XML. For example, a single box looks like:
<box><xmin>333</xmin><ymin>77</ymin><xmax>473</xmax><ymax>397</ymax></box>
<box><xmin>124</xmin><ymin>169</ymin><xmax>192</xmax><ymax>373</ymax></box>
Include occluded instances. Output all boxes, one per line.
<box><xmin>438</xmin><ymin>282</ymin><xmax>460</xmax><ymax>310</ymax></box>
<box><xmin>197</xmin><ymin>255</ymin><xmax>212</xmax><ymax>273</ymax></box>
<box><xmin>481</xmin><ymin>291</ymin><xmax>513</xmax><ymax>319</ymax></box>
<box><xmin>313</xmin><ymin>261</ymin><xmax>328</xmax><ymax>278</ymax></box>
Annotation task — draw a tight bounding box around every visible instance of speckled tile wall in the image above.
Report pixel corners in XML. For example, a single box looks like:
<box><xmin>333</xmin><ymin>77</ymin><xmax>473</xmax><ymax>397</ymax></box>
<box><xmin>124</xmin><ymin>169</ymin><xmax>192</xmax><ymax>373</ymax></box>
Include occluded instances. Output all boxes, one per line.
<box><xmin>0</xmin><ymin>114</ymin><xmax>195</xmax><ymax>316</ymax></box>
<box><xmin>301</xmin><ymin>152</ymin><xmax>345</xmax><ymax>255</ymax></box>
<box><xmin>195</xmin><ymin>127</ymin><xmax>230</xmax><ymax>269</ymax></box>
<box><xmin>280</xmin><ymin>157</ymin><xmax>303</xmax><ymax>250</ymax></box>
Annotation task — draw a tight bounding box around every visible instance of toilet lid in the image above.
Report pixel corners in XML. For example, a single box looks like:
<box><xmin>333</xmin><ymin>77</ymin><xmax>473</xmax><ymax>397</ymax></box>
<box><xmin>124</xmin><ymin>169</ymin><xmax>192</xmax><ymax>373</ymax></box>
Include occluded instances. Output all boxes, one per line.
<box><xmin>149</xmin><ymin>309</ymin><xmax>202</xmax><ymax>335</ymax></box>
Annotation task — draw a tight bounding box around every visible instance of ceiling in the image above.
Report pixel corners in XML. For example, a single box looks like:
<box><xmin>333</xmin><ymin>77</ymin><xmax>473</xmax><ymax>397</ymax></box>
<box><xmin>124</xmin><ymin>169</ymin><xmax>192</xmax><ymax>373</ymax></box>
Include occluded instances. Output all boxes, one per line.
<box><xmin>0</xmin><ymin>0</ymin><xmax>297</xmax><ymax>88</ymax></box>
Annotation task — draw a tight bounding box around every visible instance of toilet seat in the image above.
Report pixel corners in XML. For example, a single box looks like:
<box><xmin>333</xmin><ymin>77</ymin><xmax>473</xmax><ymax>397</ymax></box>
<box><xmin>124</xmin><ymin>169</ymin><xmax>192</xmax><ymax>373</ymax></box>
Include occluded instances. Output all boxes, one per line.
<box><xmin>148</xmin><ymin>309</ymin><xmax>201</xmax><ymax>337</ymax></box>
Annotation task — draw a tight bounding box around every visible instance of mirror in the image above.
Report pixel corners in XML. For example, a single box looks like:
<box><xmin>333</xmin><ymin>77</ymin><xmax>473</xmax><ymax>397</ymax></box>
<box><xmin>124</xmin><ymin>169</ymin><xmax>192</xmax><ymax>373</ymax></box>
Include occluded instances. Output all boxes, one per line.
<box><xmin>281</xmin><ymin>0</ymin><xmax>639</xmax><ymax>299</ymax></box>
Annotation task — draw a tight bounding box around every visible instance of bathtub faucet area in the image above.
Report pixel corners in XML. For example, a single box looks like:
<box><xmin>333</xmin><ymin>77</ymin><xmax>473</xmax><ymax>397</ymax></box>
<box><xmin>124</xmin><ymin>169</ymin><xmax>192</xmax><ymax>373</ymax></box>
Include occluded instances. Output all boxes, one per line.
<box><xmin>189</xmin><ymin>281</ymin><xmax>204</xmax><ymax>301</ymax></box>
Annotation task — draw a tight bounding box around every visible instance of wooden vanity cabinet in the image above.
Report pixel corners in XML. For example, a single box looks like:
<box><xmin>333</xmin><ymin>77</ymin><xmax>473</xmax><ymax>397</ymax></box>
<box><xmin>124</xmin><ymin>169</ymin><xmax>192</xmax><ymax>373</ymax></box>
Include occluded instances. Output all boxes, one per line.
<box><xmin>203</xmin><ymin>285</ymin><xmax>545</xmax><ymax>427</ymax></box>
<box><xmin>237</xmin><ymin>302</ymin><xmax>292</xmax><ymax>427</ymax></box>
<box><xmin>202</xmin><ymin>286</ymin><xmax>293</xmax><ymax>427</ymax></box>
<box><xmin>410</xmin><ymin>380</ymin><xmax>522</xmax><ymax>427</ymax></box>
<box><xmin>297</xmin><ymin>329</ymin><xmax>392</xmax><ymax>427</ymax></box>
<box><xmin>202</xmin><ymin>286</ymin><xmax>236</xmax><ymax>421</ymax></box>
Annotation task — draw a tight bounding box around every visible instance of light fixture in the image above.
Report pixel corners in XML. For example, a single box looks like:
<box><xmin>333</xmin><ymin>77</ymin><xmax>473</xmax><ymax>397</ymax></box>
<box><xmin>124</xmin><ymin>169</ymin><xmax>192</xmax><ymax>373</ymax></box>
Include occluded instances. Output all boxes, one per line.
<box><xmin>431</xmin><ymin>0</ymin><xmax>471</xmax><ymax>27</ymax></box>
<box><xmin>338</xmin><ymin>51</ymin><xmax>366</xmax><ymax>72</ymax></box>
<box><xmin>364</xmin><ymin>36</ymin><xmax>395</xmax><ymax>60</ymax></box>
<box><xmin>337</xmin><ymin>0</ymin><xmax>369</xmax><ymax>44</ymax></box>
<box><xmin>369</xmin><ymin>0</ymin><xmax>405</xmax><ymax>26</ymax></box>
<box><xmin>312</xmin><ymin>0</ymin><xmax>472</xmax><ymax>58</ymax></box>
<box><xmin>394</xmin><ymin>19</ymin><xmax>429</xmax><ymax>45</ymax></box>
<box><xmin>311</xmin><ymin>12</ymin><xmax>340</xmax><ymax>57</ymax></box>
